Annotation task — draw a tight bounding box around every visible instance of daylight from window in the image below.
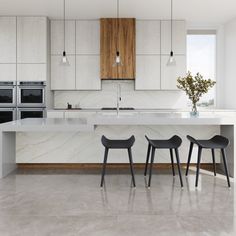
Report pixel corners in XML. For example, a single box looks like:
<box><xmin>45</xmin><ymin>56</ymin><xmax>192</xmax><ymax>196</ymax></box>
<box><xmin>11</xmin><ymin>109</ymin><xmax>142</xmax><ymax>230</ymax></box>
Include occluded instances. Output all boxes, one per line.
<box><xmin>187</xmin><ymin>34</ymin><xmax>216</xmax><ymax>107</ymax></box>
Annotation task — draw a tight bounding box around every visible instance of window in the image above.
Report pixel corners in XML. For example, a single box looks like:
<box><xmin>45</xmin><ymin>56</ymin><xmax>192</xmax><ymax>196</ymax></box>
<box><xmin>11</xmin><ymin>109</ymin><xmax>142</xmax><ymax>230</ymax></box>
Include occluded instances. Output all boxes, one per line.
<box><xmin>187</xmin><ymin>31</ymin><xmax>216</xmax><ymax>107</ymax></box>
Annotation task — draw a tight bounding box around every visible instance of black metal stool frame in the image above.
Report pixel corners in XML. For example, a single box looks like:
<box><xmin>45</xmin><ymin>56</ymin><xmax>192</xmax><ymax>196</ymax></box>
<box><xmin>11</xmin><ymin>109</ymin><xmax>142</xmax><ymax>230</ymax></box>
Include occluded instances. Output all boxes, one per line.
<box><xmin>144</xmin><ymin>135</ymin><xmax>183</xmax><ymax>188</ymax></box>
<box><xmin>185</xmin><ymin>135</ymin><xmax>231</xmax><ymax>188</ymax></box>
<box><xmin>100</xmin><ymin>135</ymin><xmax>136</xmax><ymax>188</ymax></box>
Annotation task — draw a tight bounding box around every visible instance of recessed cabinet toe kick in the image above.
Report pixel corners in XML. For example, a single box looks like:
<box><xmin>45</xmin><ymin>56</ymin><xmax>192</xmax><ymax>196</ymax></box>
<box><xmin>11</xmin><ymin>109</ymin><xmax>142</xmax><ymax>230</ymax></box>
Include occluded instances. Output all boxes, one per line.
<box><xmin>0</xmin><ymin>114</ymin><xmax>235</xmax><ymax>179</ymax></box>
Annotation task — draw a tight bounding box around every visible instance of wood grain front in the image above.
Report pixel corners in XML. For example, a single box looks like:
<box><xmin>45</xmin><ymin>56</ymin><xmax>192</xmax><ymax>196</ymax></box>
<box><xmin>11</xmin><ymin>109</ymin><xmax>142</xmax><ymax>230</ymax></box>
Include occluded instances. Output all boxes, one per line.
<box><xmin>100</xmin><ymin>18</ymin><xmax>135</xmax><ymax>80</ymax></box>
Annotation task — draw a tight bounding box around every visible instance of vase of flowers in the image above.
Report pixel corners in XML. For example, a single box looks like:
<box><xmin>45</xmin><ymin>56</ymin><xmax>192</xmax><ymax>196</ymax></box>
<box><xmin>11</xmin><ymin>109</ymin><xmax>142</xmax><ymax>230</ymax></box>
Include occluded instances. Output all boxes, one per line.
<box><xmin>177</xmin><ymin>72</ymin><xmax>216</xmax><ymax>117</ymax></box>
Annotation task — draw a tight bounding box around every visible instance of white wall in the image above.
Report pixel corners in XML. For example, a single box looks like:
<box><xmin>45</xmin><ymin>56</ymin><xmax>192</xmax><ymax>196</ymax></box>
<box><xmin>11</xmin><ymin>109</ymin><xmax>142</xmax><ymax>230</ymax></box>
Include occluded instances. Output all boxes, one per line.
<box><xmin>224</xmin><ymin>17</ymin><xmax>236</xmax><ymax>109</ymax></box>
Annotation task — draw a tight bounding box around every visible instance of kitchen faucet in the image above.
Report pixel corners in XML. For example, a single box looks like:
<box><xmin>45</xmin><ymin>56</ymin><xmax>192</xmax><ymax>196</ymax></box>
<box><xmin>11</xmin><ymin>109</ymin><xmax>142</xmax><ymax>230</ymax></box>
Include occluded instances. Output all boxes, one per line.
<box><xmin>117</xmin><ymin>83</ymin><xmax>121</xmax><ymax>116</ymax></box>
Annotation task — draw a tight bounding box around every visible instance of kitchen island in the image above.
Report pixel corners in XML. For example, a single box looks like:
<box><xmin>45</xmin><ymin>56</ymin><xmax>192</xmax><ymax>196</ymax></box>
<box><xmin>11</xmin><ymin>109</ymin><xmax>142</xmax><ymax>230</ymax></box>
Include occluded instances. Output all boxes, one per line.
<box><xmin>0</xmin><ymin>112</ymin><xmax>235</xmax><ymax>178</ymax></box>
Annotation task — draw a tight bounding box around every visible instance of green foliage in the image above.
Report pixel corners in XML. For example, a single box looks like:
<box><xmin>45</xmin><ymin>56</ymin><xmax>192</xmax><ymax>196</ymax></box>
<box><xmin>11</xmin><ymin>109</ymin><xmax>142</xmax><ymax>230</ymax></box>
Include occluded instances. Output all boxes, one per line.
<box><xmin>177</xmin><ymin>71</ymin><xmax>216</xmax><ymax>110</ymax></box>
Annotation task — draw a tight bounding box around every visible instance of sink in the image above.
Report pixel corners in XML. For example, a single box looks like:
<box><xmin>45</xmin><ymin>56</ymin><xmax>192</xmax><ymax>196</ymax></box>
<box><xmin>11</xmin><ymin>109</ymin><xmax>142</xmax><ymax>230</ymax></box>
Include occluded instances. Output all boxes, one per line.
<box><xmin>101</xmin><ymin>107</ymin><xmax>135</xmax><ymax>110</ymax></box>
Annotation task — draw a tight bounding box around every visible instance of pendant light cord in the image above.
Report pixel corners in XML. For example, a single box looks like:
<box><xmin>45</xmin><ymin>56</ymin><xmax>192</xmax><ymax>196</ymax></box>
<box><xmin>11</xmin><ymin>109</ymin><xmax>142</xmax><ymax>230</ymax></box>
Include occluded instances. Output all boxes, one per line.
<box><xmin>63</xmin><ymin>0</ymin><xmax>66</xmax><ymax>52</ymax></box>
<box><xmin>116</xmin><ymin>0</ymin><xmax>119</xmax><ymax>54</ymax></box>
<box><xmin>170</xmin><ymin>0</ymin><xmax>173</xmax><ymax>52</ymax></box>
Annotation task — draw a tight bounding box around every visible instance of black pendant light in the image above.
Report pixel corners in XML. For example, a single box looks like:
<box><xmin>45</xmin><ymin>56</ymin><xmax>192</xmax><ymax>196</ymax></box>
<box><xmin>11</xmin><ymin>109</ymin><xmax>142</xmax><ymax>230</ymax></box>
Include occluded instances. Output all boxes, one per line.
<box><xmin>113</xmin><ymin>0</ymin><xmax>122</xmax><ymax>66</ymax></box>
<box><xmin>167</xmin><ymin>0</ymin><xmax>176</xmax><ymax>66</ymax></box>
<box><xmin>61</xmin><ymin>0</ymin><xmax>69</xmax><ymax>65</ymax></box>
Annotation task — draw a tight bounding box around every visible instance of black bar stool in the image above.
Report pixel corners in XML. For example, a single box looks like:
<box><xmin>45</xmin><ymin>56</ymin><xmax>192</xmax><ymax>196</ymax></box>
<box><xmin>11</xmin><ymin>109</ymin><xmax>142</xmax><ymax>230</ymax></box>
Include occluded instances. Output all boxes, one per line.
<box><xmin>144</xmin><ymin>135</ymin><xmax>183</xmax><ymax>188</ymax></box>
<box><xmin>100</xmin><ymin>135</ymin><xmax>136</xmax><ymax>188</ymax></box>
<box><xmin>186</xmin><ymin>135</ymin><xmax>230</xmax><ymax>188</ymax></box>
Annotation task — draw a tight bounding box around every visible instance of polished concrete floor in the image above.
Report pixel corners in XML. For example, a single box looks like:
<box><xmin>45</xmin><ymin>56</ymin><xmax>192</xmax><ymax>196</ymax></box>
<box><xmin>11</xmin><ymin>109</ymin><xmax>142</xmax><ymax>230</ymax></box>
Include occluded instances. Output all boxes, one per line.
<box><xmin>0</xmin><ymin>168</ymin><xmax>234</xmax><ymax>236</ymax></box>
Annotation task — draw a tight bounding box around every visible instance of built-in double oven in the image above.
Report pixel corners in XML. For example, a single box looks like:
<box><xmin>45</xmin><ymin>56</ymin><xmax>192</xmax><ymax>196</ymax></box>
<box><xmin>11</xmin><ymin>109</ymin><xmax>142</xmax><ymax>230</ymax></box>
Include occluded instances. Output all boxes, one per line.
<box><xmin>0</xmin><ymin>82</ymin><xmax>17</xmax><ymax>123</ymax></box>
<box><xmin>17</xmin><ymin>81</ymin><xmax>46</xmax><ymax>120</ymax></box>
<box><xmin>0</xmin><ymin>81</ymin><xmax>46</xmax><ymax>123</ymax></box>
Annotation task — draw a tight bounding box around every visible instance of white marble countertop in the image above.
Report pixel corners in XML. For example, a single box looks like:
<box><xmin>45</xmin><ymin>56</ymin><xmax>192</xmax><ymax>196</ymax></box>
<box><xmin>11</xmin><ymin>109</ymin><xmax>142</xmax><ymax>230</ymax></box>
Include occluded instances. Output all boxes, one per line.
<box><xmin>1</xmin><ymin>112</ymin><xmax>236</xmax><ymax>132</ymax></box>
<box><xmin>0</xmin><ymin>118</ymin><xmax>94</xmax><ymax>132</ymax></box>
<box><xmin>87</xmin><ymin>112</ymin><xmax>236</xmax><ymax>126</ymax></box>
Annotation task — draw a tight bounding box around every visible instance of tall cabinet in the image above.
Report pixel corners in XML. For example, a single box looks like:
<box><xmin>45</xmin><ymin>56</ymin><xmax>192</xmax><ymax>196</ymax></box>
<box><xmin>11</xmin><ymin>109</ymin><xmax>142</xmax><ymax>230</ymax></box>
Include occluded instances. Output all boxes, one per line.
<box><xmin>0</xmin><ymin>17</ymin><xmax>16</xmax><ymax>81</ymax></box>
<box><xmin>135</xmin><ymin>20</ymin><xmax>186</xmax><ymax>90</ymax></box>
<box><xmin>50</xmin><ymin>20</ymin><xmax>101</xmax><ymax>90</ymax></box>
<box><xmin>0</xmin><ymin>16</ymin><xmax>48</xmax><ymax>82</ymax></box>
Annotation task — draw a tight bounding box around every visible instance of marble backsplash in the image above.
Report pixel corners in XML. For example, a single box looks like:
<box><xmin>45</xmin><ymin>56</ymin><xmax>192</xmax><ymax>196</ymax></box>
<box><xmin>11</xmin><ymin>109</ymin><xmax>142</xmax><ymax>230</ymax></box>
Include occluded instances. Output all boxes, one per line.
<box><xmin>54</xmin><ymin>80</ymin><xmax>188</xmax><ymax>109</ymax></box>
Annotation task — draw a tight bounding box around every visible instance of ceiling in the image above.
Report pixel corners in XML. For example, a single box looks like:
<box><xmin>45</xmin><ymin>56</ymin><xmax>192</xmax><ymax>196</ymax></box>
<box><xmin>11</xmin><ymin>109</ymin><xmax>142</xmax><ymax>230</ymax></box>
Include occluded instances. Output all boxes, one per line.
<box><xmin>0</xmin><ymin>0</ymin><xmax>235</xmax><ymax>24</ymax></box>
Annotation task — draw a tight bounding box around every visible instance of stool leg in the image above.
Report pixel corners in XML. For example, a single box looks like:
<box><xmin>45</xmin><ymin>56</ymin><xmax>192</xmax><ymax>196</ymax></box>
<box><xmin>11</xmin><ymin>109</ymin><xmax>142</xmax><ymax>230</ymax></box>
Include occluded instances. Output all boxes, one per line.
<box><xmin>221</xmin><ymin>148</ymin><xmax>231</xmax><ymax>188</ymax></box>
<box><xmin>211</xmin><ymin>149</ymin><xmax>217</xmax><ymax>176</ymax></box>
<box><xmin>174</xmin><ymin>148</ymin><xmax>183</xmax><ymax>187</ymax></box>
<box><xmin>148</xmin><ymin>147</ymin><xmax>156</xmax><ymax>188</ymax></box>
<box><xmin>170</xmin><ymin>149</ymin><xmax>175</xmax><ymax>176</ymax></box>
<box><xmin>128</xmin><ymin>148</ymin><xmax>136</xmax><ymax>188</ymax></box>
<box><xmin>100</xmin><ymin>148</ymin><xmax>109</xmax><ymax>187</ymax></box>
<box><xmin>195</xmin><ymin>147</ymin><xmax>202</xmax><ymax>187</ymax></box>
<box><xmin>144</xmin><ymin>143</ymin><xmax>151</xmax><ymax>176</ymax></box>
<box><xmin>186</xmin><ymin>142</ymin><xmax>193</xmax><ymax>176</ymax></box>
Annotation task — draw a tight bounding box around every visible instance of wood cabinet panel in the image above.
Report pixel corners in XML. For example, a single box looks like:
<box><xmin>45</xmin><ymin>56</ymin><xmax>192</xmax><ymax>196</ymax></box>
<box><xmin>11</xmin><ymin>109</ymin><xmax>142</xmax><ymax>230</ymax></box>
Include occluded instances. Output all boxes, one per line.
<box><xmin>100</xmin><ymin>18</ymin><xmax>135</xmax><ymax>80</ymax></box>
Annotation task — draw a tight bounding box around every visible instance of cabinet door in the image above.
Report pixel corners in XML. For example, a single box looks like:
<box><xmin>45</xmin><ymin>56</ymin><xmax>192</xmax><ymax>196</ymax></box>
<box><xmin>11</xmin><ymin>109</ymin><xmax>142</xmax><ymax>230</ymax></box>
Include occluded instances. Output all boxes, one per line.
<box><xmin>100</xmin><ymin>18</ymin><xmax>135</xmax><ymax>79</ymax></box>
<box><xmin>161</xmin><ymin>20</ymin><xmax>186</xmax><ymax>55</ymax></box>
<box><xmin>76</xmin><ymin>55</ymin><xmax>101</xmax><ymax>90</ymax></box>
<box><xmin>17</xmin><ymin>64</ymin><xmax>46</xmax><ymax>81</ymax></box>
<box><xmin>50</xmin><ymin>20</ymin><xmax>75</xmax><ymax>55</ymax></box>
<box><xmin>136</xmin><ymin>20</ymin><xmax>160</xmax><ymax>54</ymax></box>
<box><xmin>161</xmin><ymin>55</ymin><xmax>186</xmax><ymax>90</ymax></box>
<box><xmin>51</xmin><ymin>55</ymin><xmax>75</xmax><ymax>90</ymax></box>
<box><xmin>47</xmin><ymin>111</ymin><xmax>65</xmax><ymax>118</ymax></box>
<box><xmin>17</xmin><ymin>17</ymin><xmax>47</xmax><ymax>63</ymax></box>
<box><xmin>76</xmin><ymin>20</ymin><xmax>100</xmax><ymax>54</ymax></box>
<box><xmin>135</xmin><ymin>55</ymin><xmax>161</xmax><ymax>90</ymax></box>
<box><xmin>0</xmin><ymin>17</ymin><xmax>16</xmax><ymax>63</ymax></box>
<box><xmin>0</xmin><ymin>64</ymin><xmax>16</xmax><ymax>81</ymax></box>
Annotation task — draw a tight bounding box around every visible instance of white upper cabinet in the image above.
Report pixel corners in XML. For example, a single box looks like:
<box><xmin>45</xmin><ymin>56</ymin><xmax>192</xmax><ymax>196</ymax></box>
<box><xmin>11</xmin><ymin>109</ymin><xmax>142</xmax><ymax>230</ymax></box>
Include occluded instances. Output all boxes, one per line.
<box><xmin>17</xmin><ymin>64</ymin><xmax>46</xmax><ymax>81</ymax></box>
<box><xmin>136</xmin><ymin>20</ymin><xmax>161</xmax><ymax>54</ymax></box>
<box><xmin>161</xmin><ymin>20</ymin><xmax>186</xmax><ymax>55</ymax></box>
<box><xmin>161</xmin><ymin>55</ymin><xmax>186</xmax><ymax>90</ymax></box>
<box><xmin>51</xmin><ymin>55</ymin><xmax>76</xmax><ymax>90</ymax></box>
<box><xmin>17</xmin><ymin>17</ymin><xmax>47</xmax><ymax>63</ymax></box>
<box><xmin>136</xmin><ymin>55</ymin><xmax>161</xmax><ymax>90</ymax></box>
<box><xmin>0</xmin><ymin>64</ymin><xmax>16</xmax><ymax>81</ymax></box>
<box><xmin>50</xmin><ymin>20</ymin><xmax>76</xmax><ymax>55</ymax></box>
<box><xmin>76</xmin><ymin>55</ymin><xmax>100</xmax><ymax>90</ymax></box>
<box><xmin>0</xmin><ymin>17</ymin><xmax>16</xmax><ymax>63</ymax></box>
<box><xmin>76</xmin><ymin>20</ymin><xmax>100</xmax><ymax>54</ymax></box>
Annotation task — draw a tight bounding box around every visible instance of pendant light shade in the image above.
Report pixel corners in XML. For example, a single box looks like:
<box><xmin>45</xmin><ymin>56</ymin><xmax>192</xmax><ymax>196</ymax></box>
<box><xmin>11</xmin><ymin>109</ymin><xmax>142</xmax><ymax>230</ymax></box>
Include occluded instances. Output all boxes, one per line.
<box><xmin>166</xmin><ymin>0</ymin><xmax>176</xmax><ymax>66</ymax></box>
<box><xmin>61</xmin><ymin>0</ymin><xmax>69</xmax><ymax>65</ymax></box>
<box><xmin>113</xmin><ymin>0</ymin><xmax>123</xmax><ymax>67</ymax></box>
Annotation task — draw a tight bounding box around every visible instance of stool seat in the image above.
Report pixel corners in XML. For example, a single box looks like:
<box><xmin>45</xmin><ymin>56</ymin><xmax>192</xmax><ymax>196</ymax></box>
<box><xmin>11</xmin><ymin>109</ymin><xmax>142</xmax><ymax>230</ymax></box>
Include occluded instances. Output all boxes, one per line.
<box><xmin>144</xmin><ymin>135</ymin><xmax>183</xmax><ymax>188</ymax></box>
<box><xmin>187</xmin><ymin>135</ymin><xmax>229</xmax><ymax>149</ymax></box>
<box><xmin>186</xmin><ymin>135</ymin><xmax>230</xmax><ymax>188</ymax></box>
<box><xmin>100</xmin><ymin>135</ymin><xmax>136</xmax><ymax>187</ymax></box>
<box><xmin>146</xmin><ymin>135</ymin><xmax>182</xmax><ymax>149</ymax></box>
<box><xmin>101</xmin><ymin>135</ymin><xmax>135</xmax><ymax>149</ymax></box>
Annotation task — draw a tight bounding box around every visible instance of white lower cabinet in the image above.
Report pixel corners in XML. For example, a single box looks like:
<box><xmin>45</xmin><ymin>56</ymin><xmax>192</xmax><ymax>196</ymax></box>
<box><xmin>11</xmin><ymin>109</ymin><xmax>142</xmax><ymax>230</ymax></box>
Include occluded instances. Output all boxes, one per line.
<box><xmin>0</xmin><ymin>64</ymin><xmax>16</xmax><ymax>81</ymax></box>
<box><xmin>47</xmin><ymin>111</ymin><xmax>65</xmax><ymax>118</ymax></box>
<box><xmin>65</xmin><ymin>111</ymin><xmax>96</xmax><ymax>118</ymax></box>
<box><xmin>51</xmin><ymin>55</ymin><xmax>76</xmax><ymax>90</ymax></box>
<box><xmin>161</xmin><ymin>55</ymin><xmax>186</xmax><ymax>90</ymax></box>
<box><xmin>76</xmin><ymin>55</ymin><xmax>100</xmax><ymax>90</ymax></box>
<box><xmin>17</xmin><ymin>64</ymin><xmax>46</xmax><ymax>81</ymax></box>
<box><xmin>135</xmin><ymin>55</ymin><xmax>161</xmax><ymax>90</ymax></box>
